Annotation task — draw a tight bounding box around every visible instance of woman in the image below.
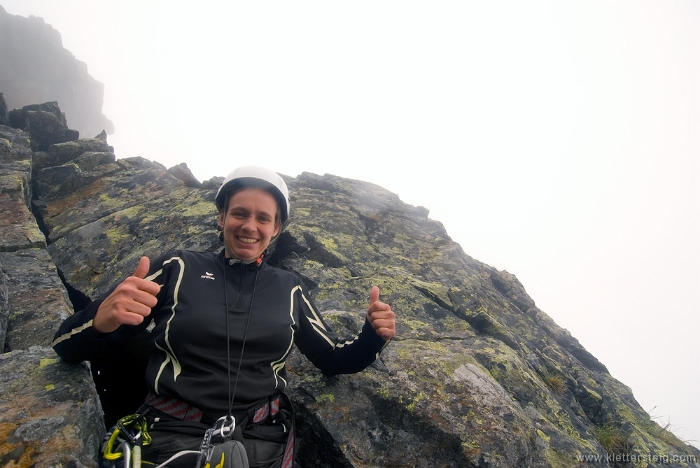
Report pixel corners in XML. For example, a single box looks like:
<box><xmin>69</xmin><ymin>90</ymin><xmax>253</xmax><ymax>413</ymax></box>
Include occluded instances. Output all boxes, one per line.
<box><xmin>52</xmin><ymin>166</ymin><xmax>396</xmax><ymax>468</ymax></box>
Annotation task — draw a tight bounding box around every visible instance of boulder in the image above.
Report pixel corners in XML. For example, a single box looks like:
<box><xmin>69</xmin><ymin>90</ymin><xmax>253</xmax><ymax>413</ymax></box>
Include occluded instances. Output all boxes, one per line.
<box><xmin>0</xmin><ymin>346</ymin><xmax>104</xmax><ymax>467</ymax></box>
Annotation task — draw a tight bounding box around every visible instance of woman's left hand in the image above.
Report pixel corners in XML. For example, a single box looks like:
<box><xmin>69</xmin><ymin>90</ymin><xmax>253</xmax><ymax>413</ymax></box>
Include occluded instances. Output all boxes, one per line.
<box><xmin>367</xmin><ymin>286</ymin><xmax>396</xmax><ymax>341</ymax></box>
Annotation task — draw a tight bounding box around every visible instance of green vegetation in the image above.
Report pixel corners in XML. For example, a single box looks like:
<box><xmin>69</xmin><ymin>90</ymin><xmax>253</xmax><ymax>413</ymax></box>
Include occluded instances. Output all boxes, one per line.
<box><xmin>640</xmin><ymin>408</ymin><xmax>692</xmax><ymax>449</ymax></box>
<box><xmin>541</xmin><ymin>370</ymin><xmax>567</xmax><ymax>396</ymax></box>
<box><xmin>592</xmin><ymin>423</ymin><xmax>630</xmax><ymax>455</ymax></box>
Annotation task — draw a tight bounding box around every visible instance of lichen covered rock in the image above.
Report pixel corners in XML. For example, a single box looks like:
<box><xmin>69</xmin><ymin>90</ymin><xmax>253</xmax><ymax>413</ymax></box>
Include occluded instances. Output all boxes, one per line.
<box><xmin>1</xmin><ymin>104</ymin><xmax>698</xmax><ymax>467</ymax></box>
<box><xmin>0</xmin><ymin>346</ymin><xmax>104</xmax><ymax>467</ymax></box>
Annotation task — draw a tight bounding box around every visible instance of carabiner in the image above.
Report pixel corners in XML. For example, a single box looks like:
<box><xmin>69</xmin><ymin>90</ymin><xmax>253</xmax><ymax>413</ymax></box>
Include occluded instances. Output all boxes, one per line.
<box><xmin>213</xmin><ymin>415</ymin><xmax>236</xmax><ymax>441</ymax></box>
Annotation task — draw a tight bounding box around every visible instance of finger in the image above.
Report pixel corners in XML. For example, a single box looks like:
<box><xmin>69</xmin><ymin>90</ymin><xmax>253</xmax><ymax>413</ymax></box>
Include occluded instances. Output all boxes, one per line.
<box><xmin>369</xmin><ymin>308</ymin><xmax>394</xmax><ymax>320</ymax></box>
<box><xmin>370</xmin><ymin>318</ymin><xmax>393</xmax><ymax>329</ymax></box>
<box><xmin>120</xmin><ymin>275</ymin><xmax>161</xmax><ymax>298</ymax></box>
<box><xmin>115</xmin><ymin>310</ymin><xmax>148</xmax><ymax>327</ymax></box>
<box><xmin>369</xmin><ymin>286</ymin><xmax>380</xmax><ymax>306</ymax></box>
<box><xmin>370</xmin><ymin>308</ymin><xmax>395</xmax><ymax>326</ymax></box>
<box><xmin>133</xmin><ymin>256</ymin><xmax>150</xmax><ymax>279</ymax></box>
<box><xmin>130</xmin><ymin>288</ymin><xmax>159</xmax><ymax>309</ymax></box>
<box><xmin>107</xmin><ymin>286</ymin><xmax>154</xmax><ymax>313</ymax></box>
<box><xmin>373</xmin><ymin>324</ymin><xmax>396</xmax><ymax>341</ymax></box>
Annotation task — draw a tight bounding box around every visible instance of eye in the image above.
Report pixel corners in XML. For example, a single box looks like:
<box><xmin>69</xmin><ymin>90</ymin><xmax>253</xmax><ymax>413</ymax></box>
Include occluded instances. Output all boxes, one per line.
<box><xmin>229</xmin><ymin>209</ymin><xmax>247</xmax><ymax>219</ymax></box>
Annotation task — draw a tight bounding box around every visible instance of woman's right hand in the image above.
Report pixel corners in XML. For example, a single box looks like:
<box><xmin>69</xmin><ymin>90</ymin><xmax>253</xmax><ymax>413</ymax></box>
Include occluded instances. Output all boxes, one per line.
<box><xmin>93</xmin><ymin>256</ymin><xmax>161</xmax><ymax>333</ymax></box>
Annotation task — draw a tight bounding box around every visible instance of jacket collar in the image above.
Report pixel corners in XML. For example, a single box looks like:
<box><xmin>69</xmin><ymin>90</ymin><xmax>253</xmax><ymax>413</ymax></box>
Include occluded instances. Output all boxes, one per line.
<box><xmin>218</xmin><ymin>248</ymin><xmax>266</xmax><ymax>268</ymax></box>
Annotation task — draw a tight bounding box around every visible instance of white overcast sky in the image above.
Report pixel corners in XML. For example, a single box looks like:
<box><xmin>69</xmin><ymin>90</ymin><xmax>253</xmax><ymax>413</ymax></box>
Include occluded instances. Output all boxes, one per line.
<box><xmin>3</xmin><ymin>0</ymin><xmax>699</xmax><ymax>447</ymax></box>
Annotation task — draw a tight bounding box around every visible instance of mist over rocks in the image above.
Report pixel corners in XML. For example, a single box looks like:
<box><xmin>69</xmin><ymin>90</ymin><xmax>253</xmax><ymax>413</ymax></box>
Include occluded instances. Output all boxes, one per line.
<box><xmin>1</xmin><ymin>101</ymin><xmax>699</xmax><ymax>467</ymax></box>
<box><xmin>0</xmin><ymin>5</ymin><xmax>114</xmax><ymax>138</ymax></box>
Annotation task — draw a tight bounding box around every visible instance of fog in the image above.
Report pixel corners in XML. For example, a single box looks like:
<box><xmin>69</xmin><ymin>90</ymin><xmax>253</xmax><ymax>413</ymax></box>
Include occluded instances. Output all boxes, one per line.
<box><xmin>2</xmin><ymin>0</ymin><xmax>698</xmax><ymax>447</ymax></box>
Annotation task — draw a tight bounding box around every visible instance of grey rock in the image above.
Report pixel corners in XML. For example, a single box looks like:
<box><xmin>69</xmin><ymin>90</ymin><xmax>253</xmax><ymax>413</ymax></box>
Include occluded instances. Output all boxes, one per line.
<box><xmin>1</xmin><ymin>100</ymin><xmax>698</xmax><ymax>467</ymax></box>
<box><xmin>0</xmin><ymin>346</ymin><xmax>104</xmax><ymax>467</ymax></box>
<box><xmin>0</xmin><ymin>248</ymin><xmax>73</xmax><ymax>351</ymax></box>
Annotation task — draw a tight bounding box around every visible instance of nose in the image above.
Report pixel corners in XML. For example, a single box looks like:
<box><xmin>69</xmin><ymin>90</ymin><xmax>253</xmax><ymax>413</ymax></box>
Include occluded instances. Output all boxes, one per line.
<box><xmin>240</xmin><ymin>215</ymin><xmax>257</xmax><ymax>231</ymax></box>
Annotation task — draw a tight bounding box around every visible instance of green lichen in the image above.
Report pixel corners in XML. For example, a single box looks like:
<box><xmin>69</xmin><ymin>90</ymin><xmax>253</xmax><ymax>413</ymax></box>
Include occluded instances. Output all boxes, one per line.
<box><xmin>315</xmin><ymin>394</ymin><xmax>335</xmax><ymax>404</ymax></box>
<box><xmin>182</xmin><ymin>200</ymin><xmax>216</xmax><ymax>218</ymax></box>
<box><xmin>38</xmin><ymin>358</ymin><xmax>58</xmax><ymax>368</ymax></box>
<box><xmin>410</xmin><ymin>279</ymin><xmax>453</xmax><ymax>307</ymax></box>
<box><xmin>378</xmin><ymin>386</ymin><xmax>390</xmax><ymax>399</ymax></box>
<box><xmin>105</xmin><ymin>226</ymin><xmax>131</xmax><ymax>245</ymax></box>
<box><xmin>293</xmin><ymin>207</ymin><xmax>311</xmax><ymax>218</ymax></box>
<box><xmin>395</xmin><ymin>340</ymin><xmax>481</xmax><ymax>389</ymax></box>
<box><xmin>320</xmin><ymin>236</ymin><xmax>350</xmax><ymax>262</ymax></box>
<box><xmin>399</xmin><ymin>317</ymin><xmax>431</xmax><ymax>330</ymax></box>
<box><xmin>407</xmin><ymin>391</ymin><xmax>429</xmax><ymax>412</ymax></box>
<box><xmin>583</xmin><ymin>386</ymin><xmax>602</xmax><ymax>403</ymax></box>
<box><xmin>98</xmin><ymin>192</ymin><xmax>127</xmax><ymax>211</ymax></box>
<box><xmin>544</xmin><ymin>447</ymin><xmax>579</xmax><ymax>468</ymax></box>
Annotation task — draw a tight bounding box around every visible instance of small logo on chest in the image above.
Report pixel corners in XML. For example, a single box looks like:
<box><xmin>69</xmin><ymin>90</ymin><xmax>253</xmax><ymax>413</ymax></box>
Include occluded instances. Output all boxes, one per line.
<box><xmin>201</xmin><ymin>271</ymin><xmax>216</xmax><ymax>280</ymax></box>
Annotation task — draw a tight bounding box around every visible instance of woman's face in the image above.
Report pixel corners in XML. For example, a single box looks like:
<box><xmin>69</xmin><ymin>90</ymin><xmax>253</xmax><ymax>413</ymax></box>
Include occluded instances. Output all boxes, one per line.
<box><xmin>218</xmin><ymin>188</ymin><xmax>280</xmax><ymax>261</ymax></box>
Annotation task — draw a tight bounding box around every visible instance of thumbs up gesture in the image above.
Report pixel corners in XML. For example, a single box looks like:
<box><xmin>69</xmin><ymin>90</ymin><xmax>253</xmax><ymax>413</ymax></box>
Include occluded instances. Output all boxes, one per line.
<box><xmin>93</xmin><ymin>257</ymin><xmax>161</xmax><ymax>333</ymax></box>
<box><xmin>367</xmin><ymin>286</ymin><xmax>396</xmax><ymax>341</ymax></box>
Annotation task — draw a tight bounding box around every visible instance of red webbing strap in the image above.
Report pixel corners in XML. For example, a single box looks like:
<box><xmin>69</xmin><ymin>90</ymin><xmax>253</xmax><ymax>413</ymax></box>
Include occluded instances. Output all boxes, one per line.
<box><xmin>144</xmin><ymin>391</ymin><xmax>204</xmax><ymax>422</ymax></box>
<box><xmin>252</xmin><ymin>396</ymin><xmax>280</xmax><ymax>423</ymax></box>
<box><xmin>282</xmin><ymin>426</ymin><xmax>295</xmax><ymax>468</ymax></box>
<box><xmin>250</xmin><ymin>394</ymin><xmax>295</xmax><ymax>468</ymax></box>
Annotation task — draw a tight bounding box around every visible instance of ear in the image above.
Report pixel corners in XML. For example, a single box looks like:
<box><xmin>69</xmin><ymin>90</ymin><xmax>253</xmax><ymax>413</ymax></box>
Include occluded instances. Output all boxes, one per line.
<box><xmin>218</xmin><ymin>210</ymin><xmax>225</xmax><ymax>229</ymax></box>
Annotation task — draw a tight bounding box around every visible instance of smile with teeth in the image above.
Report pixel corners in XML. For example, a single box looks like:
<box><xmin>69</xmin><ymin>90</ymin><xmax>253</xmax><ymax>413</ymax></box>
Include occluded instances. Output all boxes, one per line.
<box><xmin>237</xmin><ymin>236</ymin><xmax>259</xmax><ymax>244</ymax></box>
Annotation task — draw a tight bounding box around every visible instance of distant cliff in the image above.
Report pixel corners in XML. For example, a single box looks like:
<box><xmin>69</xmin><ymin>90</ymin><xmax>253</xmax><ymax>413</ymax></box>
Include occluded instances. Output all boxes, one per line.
<box><xmin>1</xmin><ymin>99</ymin><xmax>699</xmax><ymax>467</ymax></box>
<box><xmin>0</xmin><ymin>5</ymin><xmax>114</xmax><ymax>138</ymax></box>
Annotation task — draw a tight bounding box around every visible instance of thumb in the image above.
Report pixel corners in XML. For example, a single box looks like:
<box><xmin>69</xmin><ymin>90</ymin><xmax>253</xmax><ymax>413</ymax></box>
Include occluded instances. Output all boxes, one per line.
<box><xmin>369</xmin><ymin>286</ymin><xmax>380</xmax><ymax>306</ymax></box>
<box><xmin>133</xmin><ymin>256</ymin><xmax>150</xmax><ymax>279</ymax></box>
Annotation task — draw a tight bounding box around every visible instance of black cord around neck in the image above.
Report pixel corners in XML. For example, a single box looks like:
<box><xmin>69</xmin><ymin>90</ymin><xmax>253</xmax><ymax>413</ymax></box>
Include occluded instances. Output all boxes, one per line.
<box><xmin>222</xmin><ymin>255</ymin><xmax>260</xmax><ymax>419</ymax></box>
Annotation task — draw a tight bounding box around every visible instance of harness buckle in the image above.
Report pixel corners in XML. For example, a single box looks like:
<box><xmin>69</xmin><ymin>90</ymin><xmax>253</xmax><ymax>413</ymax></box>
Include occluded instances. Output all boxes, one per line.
<box><xmin>214</xmin><ymin>414</ymin><xmax>236</xmax><ymax>441</ymax></box>
<box><xmin>196</xmin><ymin>415</ymin><xmax>237</xmax><ymax>468</ymax></box>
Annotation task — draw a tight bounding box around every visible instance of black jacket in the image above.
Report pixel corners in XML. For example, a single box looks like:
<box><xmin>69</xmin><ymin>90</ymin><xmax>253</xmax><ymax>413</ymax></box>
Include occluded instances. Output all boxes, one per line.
<box><xmin>53</xmin><ymin>249</ymin><xmax>388</xmax><ymax>417</ymax></box>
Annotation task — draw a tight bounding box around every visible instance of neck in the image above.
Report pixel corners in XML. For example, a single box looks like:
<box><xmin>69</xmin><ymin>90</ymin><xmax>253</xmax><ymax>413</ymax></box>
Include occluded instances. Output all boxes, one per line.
<box><xmin>224</xmin><ymin>249</ymin><xmax>265</xmax><ymax>266</ymax></box>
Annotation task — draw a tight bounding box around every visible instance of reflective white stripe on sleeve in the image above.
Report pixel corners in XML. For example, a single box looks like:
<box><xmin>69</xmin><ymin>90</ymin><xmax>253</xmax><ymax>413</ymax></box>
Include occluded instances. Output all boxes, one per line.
<box><xmin>51</xmin><ymin>319</ymin><xmax>94</xmax><ymax>347</ymax></box>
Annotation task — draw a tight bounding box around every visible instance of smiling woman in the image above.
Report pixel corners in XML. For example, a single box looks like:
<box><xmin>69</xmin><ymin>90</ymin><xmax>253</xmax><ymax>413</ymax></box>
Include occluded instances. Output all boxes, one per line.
<box><xmin>51</xmin><ymin>165</ymin><xmax>396</xmax><ymax>467</ymax></box>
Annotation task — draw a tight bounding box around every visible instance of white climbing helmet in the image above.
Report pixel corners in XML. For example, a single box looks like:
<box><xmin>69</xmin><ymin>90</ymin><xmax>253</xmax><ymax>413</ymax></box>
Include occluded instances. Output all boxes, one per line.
<box><xmin>215</xmin><ymin>166</ymin><xmax>290</xmax><ymax>223</ymax></box>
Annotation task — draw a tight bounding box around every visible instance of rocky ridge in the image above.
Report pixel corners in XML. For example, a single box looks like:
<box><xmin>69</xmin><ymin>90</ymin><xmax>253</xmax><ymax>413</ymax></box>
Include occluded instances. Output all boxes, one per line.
<box><xmin>1</xmin><ymin>98</ymin><xmax>699</xmax><ymax>467</ymax></box>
